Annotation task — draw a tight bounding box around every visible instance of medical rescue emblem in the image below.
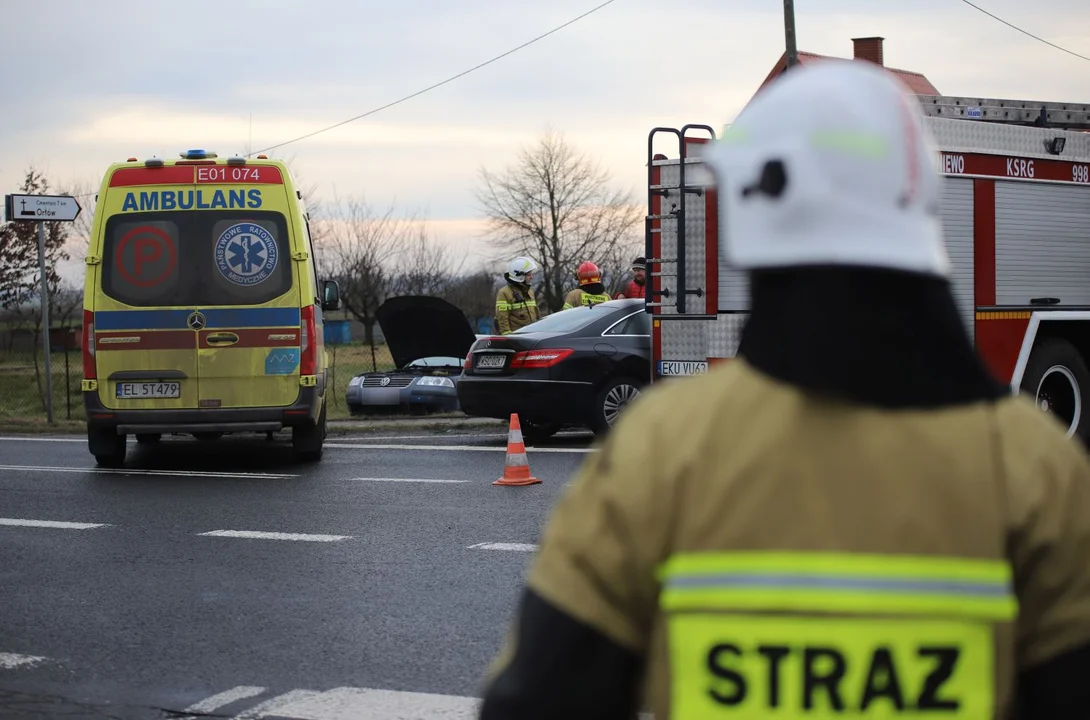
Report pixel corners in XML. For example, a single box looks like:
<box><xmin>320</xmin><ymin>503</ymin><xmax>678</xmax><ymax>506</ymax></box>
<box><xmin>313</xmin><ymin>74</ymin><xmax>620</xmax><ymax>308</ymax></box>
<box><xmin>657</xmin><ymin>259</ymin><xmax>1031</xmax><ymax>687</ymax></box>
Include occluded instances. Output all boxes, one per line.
<box><xmin>215</xmin><ymin>222</ymin><xmax>278</xmax><ymax>286</ymax></box>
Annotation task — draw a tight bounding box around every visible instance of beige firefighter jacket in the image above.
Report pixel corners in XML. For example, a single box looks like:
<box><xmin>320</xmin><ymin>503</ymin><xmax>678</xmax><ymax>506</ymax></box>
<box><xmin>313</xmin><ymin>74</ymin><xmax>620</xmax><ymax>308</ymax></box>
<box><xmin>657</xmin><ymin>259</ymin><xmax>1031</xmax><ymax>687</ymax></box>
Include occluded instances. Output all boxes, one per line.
<box><xmin>495</xmin><ymin>282</ymin><xmax>539</xmax><ymax>335</ymax></box>
<box><xmin>489</xmin><ymin>357</ymin><xmax>1090</xmax><ymax>719</ymax></box>
<box><xmin>562</xmin><ymin>288</ymin><xmax>612</xmax><ymax>310</ymax></box>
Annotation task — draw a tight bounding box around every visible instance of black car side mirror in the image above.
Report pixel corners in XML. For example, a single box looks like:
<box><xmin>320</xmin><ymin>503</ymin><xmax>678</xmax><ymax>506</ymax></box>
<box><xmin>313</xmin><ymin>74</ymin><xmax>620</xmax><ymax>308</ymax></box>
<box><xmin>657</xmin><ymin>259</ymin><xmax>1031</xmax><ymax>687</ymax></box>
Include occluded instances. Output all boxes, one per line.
<box><xmin>321</xmin><ymin>279</ymin><xmax>341</xmax><ymax>311</ymax></box>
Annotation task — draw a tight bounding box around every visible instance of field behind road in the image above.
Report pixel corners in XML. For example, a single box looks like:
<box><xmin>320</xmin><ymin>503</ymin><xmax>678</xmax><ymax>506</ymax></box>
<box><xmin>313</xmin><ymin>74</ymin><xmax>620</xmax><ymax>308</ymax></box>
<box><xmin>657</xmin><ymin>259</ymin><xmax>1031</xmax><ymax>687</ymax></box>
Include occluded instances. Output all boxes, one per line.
<box><xmin>0</xmin><ymin>342</ymin><xmax>404</xmax><ymax>424</ymax></box>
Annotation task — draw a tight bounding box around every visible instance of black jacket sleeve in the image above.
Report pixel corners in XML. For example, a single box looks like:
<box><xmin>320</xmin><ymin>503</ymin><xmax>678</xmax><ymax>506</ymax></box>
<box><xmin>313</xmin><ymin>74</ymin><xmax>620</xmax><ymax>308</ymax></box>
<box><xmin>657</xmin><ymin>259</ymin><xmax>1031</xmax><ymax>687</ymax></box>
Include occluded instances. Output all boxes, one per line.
<box><xmin>479</xmin><ymin>588</ymin><xmax>645</xmax><ymax>720</ymax></box>
<box><xmin>1014</xmin><ymin>640</ymin><xmax>1090</xmax><ymax>718</ymax></box>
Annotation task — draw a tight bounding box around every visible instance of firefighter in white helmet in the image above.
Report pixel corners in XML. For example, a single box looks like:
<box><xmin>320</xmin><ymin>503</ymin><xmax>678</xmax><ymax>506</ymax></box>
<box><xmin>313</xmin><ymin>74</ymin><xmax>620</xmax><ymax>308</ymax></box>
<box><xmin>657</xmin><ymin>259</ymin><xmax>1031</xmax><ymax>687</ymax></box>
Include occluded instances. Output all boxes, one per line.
<box><xmin>479</xmin><ymin>60</ymin><xmax>1090</xmax><ymax>719</ymax></box>
<box><xmin>495</xmin><ymin>256</ymin><xmax>540</xmax><ymax>335</ymax></box>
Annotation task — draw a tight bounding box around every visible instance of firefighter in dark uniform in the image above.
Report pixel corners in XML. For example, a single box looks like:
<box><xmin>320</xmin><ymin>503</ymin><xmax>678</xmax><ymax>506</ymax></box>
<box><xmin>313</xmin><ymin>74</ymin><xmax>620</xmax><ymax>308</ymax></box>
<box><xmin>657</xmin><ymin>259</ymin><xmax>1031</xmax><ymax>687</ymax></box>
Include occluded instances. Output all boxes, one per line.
<box><xmin>478</xmin><ymin>61</ymin><xmax>1090</xmax><ymax>719</ymax></box>
<box><xmin>495</xmin><ymin>256</ymin><xmax>540</xmax><ymax>335</ymax></box>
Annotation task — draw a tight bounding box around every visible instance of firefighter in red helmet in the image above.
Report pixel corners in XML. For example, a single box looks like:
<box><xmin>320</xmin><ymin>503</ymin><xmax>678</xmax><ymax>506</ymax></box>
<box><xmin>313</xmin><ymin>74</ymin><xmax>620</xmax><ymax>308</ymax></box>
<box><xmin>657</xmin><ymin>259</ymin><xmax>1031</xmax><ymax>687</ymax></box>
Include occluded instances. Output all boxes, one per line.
<box><xmin>562</xmin><ymin>261</ymin><xmax>612</xmax><ymax>310</ymax></box>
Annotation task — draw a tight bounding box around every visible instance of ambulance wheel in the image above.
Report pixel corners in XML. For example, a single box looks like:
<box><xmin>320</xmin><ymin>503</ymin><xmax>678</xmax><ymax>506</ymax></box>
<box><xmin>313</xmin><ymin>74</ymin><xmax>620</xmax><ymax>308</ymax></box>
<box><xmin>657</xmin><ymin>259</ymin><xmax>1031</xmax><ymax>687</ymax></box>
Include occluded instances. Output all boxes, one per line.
<box><xmin>1022</xmin><ymin>337</ymin><xmax>1090</xmax><ymax>443</ymax></box>
<box><xmin>293</xmin><ymin>402</ymin><xmax>327</xmax><ymax>462</ymax></box>
<box><xmin>89</xmin><ymin>427</ymin><xmax>127</xmax><ymax>468</ymax></box>
<box><xmin>589</xmin><ymin>375</ymin><xmax>643</xmax><ymax>436</ymax></box>
<box><xmin>136</xmin><ymin>433</ymin><xmax>161</xmax><ymax>444</ymax></box>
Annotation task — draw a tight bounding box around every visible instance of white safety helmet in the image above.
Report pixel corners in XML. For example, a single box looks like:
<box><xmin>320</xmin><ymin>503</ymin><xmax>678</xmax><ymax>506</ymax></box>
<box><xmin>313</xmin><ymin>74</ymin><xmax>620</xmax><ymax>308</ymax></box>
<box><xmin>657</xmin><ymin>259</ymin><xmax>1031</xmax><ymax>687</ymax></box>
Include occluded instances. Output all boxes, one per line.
<box><xmin>704</xmin><ymin>59</ymin><xmax>950</xmax><ymax>278</ymax></box>
<box><xmin>507</xmin><ymin>256</ymin><xmax>539</xmax><ymax>280</ymax></box>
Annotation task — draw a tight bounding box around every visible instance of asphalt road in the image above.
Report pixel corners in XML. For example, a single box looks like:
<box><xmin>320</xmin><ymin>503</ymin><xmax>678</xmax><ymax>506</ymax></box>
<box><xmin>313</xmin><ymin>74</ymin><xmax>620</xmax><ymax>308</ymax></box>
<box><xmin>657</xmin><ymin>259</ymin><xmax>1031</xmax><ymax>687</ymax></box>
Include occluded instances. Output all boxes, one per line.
<box><xmin>0</xmin><ymin>428</ymin><xmax>598</xmax><ymax>719</ymax></box>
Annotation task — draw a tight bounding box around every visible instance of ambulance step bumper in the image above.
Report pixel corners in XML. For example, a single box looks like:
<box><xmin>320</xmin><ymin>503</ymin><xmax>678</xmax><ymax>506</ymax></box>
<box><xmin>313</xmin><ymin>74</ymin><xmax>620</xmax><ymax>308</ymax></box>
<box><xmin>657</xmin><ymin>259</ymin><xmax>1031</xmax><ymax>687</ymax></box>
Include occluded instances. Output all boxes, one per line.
<box><xmin>116</xmin><ymin>422</ymin><xmax>282</xmax><ymax>435</ymax></box>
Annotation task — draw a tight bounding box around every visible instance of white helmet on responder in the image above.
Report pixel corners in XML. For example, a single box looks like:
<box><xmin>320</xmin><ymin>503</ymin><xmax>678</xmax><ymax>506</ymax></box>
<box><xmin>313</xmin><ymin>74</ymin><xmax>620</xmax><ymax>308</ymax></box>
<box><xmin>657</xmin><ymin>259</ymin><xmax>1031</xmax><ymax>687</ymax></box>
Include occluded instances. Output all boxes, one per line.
<box><xmin>507</xmin><ymin>256</ymin><xmax>538</xmax><ymax>281</ymax></box>
<box><xmin>705</xmin><ymin>59</ymin><xmax>950</xmax><ymax>278</ymax></box>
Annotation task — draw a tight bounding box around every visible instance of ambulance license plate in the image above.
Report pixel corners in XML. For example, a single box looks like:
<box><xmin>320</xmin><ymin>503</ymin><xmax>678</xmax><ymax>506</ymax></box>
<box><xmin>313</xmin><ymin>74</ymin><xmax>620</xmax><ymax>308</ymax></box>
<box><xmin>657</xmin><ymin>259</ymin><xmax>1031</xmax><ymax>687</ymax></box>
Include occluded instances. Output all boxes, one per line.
<box><xmin>116</xmin><ymin>382</ymin><xmax>181</xmax><ymax>399</ymax></box>
<box><xmin>476</xmin><ymin>354</ymin><xmax>507</xmax><ymax>369</ymax></box>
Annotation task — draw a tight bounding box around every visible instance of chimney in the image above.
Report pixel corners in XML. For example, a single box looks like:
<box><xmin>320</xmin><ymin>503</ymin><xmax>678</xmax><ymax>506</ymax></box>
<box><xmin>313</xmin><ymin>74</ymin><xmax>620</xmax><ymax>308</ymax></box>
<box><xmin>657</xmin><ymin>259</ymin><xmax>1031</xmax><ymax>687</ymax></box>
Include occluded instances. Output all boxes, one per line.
<box><xmin>852</xmin><ymin>36</ymin><xmax>885</xmax><ymax>66</ymax></box>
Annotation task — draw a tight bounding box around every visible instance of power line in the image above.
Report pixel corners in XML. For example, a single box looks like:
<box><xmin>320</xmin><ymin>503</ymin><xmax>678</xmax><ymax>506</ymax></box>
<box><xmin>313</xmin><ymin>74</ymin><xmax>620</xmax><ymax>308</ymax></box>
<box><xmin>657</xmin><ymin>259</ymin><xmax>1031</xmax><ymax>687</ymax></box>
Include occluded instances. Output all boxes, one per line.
<box><xmin>956</xmin><ymin>0</ymin><xmax>1090</xmax><ymax>62</ymax></box>
<box><xmin>249</xmin><ymin>0</ymin><xmax>620</xmax><ymax>156</ymax></box>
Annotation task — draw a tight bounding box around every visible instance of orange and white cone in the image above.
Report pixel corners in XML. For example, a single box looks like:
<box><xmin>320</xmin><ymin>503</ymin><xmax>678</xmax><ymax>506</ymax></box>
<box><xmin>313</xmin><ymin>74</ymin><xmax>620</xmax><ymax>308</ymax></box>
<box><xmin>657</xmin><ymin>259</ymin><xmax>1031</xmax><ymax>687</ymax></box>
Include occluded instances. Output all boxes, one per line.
<box><xmin>493</xmin><ymin>413</ymin><xmax>541</xmax><ymax>486</ymax></box>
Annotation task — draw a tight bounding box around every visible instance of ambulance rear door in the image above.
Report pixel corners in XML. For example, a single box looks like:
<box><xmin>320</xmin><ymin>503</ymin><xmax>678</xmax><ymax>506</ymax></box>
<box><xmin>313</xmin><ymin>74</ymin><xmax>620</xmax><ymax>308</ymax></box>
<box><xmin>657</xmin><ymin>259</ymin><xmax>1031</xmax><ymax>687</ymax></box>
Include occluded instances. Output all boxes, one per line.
<box><xmin>94</xmin><ymin>167</ymin><xmax>200</xmax><ymax>411</ymax></box>
<box><xmin>190</xmin><ymin>165</ymin><xmax>303</xmax><ymax>410</ymax></box>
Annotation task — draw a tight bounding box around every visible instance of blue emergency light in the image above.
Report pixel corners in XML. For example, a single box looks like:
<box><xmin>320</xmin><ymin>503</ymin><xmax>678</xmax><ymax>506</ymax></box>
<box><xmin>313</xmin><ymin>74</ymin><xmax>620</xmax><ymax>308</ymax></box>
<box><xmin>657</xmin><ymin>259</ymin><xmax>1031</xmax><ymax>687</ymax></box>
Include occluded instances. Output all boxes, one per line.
<box><xmin>180</xmin><ymin>149</ymin><xmax>218</xmax><ymax>159</ymax></box>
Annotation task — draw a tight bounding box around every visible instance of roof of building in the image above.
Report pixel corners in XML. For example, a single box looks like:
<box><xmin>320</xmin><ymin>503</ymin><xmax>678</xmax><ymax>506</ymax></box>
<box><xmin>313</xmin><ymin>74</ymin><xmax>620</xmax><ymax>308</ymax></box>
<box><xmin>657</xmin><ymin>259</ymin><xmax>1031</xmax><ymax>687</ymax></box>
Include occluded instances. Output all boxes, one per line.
<box><xmin>756</xmin><ymin>50</ymin><xmax>941</xmax><ymax>97</ymax></box>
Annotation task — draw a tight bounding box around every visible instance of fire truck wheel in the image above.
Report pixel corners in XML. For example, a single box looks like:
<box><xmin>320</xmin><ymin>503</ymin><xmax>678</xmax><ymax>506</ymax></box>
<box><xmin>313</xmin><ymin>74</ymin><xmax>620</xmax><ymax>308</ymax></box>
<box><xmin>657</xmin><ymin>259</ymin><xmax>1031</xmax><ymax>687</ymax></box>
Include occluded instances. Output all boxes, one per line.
<box><xmin>1021</xmin><ymin>338</ymin><xmax>1090</xmax><ymax>443</ymax></box>
<box><xmin>590</xmin><ymin>375</ymin><xmax>644</xmax><ymax>436</ymax></box>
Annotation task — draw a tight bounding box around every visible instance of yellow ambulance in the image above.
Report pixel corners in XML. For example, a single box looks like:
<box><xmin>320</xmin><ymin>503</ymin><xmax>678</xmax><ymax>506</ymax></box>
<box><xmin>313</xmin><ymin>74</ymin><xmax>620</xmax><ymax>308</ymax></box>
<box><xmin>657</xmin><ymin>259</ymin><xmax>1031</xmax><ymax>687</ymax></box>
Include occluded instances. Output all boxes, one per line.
<box><xmin>80</xmin><ymin>149</ymin><xmax>341</xmax><ymax>467</ymax></box>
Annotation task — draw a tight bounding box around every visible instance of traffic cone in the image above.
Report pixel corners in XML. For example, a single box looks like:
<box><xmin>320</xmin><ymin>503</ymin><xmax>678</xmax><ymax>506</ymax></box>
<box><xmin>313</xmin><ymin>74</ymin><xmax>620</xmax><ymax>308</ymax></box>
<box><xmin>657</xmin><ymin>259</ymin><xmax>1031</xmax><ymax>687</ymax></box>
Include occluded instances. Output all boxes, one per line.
<box><xmin>493</xmin><ymin>413</ymin><xmax>541</xmax><ymax>486</ymax></box>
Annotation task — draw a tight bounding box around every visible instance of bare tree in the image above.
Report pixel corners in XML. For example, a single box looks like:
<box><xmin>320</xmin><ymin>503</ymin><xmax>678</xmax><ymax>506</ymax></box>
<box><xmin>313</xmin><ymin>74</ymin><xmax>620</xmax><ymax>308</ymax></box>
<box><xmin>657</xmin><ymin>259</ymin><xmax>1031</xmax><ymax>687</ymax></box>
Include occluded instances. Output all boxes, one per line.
<box><xmin>475</xmin><ymin>130</ymin><xmax>643</xmax><ymax>312</ymax></box>
<box><xmin>314</xmin><ymin>195</ymin><xmax>416</xmax><ymax>346</ymax></box>
<box><xmin>389</xmin><ymin>229</ymin><xmax>467</xmax><ymax>297</ymax></box>
<box><xmin>444</xmin><ymin>267</ymin><xmax>499</xmax><ymax>326</ymax></box>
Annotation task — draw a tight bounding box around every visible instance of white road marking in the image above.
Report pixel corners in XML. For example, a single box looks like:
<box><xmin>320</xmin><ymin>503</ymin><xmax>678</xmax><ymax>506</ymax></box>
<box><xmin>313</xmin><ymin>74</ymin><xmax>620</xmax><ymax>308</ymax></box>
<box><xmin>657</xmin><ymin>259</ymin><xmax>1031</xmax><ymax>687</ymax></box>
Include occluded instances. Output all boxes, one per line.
<box><xmin>0</xmin><ymin>464</ymin><xmax>297</xmax><ymax>479</ymax></box>
<box><xmin>197</xmin><ymin>530</ymin><xmax>354</xmax><ymax>543</ymax></box>
<box><xmin>184</xmin><ymin>685</ymin><xmax>266</xmax><ymax>713</ymax></box>
<box><xmin>235</xmin><ymin>686</ymin><xmax>479</xmax><ymax>719</ymax></box>
<box><xmin>350</xmin><ymin>477</ymin><xmax>467</xmax><ymax>484</ymax></box>
<box><xmin>468</xmin><ymin>542</ymin><xmax>538</xmax><ymax>552</ymax></box>
<box><xmin>327</xmin><ymin>442</ymin><xmax>595</xmax><ymax>454</ymax></box>
<box><xmin>0</xmin><ymin>652</ymin><xmax>48</xmax><ymax>669</ymax></box>
<box><xmin>0</xmin><ymin>436</ymin><xmax>83</xmax><ymax>443</ymax></box>
<box><xmin>0</xmin><ymin>517</ymin><xmax>109</xmax><ymax>530</ymax></box>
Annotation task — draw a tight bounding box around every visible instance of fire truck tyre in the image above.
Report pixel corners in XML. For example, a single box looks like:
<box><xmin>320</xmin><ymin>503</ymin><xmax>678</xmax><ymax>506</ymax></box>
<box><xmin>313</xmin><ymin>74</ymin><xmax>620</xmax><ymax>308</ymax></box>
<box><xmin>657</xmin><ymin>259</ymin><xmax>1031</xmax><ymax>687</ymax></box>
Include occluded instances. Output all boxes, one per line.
<box><xmin>590</xmin><ymin>375</ymin><xmax>644</xmax><ymax>436</ymax></box>
<box><xmin>89</xmin><ymin>427</ymin><xmax>127</xmax><ymax>468</ymax></box>
<box><xmin>293</xmin><ymin>402</ymin><xmax>327</xmax><ymax>462</ymax></box>
<box><xmin>1021</xmin><ymin>338</ymin><xmax>1090</xmax><ymax>443</ymax></box>
<box><xmin>135</xmin><ymin>433</ymin><xmax>161</xmax><ymax>444</ymax></box>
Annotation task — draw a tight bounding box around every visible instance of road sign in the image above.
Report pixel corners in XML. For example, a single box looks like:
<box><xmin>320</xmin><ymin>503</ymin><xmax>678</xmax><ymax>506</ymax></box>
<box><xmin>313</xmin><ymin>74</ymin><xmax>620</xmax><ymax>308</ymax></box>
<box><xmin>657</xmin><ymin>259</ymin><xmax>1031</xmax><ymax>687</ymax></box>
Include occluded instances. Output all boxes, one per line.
<box><xmin>4</xmin><ymin>193</ymin><xmax>82</xmax><ymax>222</ymax></box>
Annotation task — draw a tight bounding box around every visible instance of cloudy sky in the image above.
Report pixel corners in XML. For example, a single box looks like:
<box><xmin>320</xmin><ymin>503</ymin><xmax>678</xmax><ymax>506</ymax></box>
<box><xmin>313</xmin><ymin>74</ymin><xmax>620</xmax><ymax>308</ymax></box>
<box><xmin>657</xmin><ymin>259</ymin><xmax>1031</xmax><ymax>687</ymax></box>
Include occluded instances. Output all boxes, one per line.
<box><xmin>1</xmin><ymin>0</ymin><xmax>1087</xmax><ymax>282</ymax></box>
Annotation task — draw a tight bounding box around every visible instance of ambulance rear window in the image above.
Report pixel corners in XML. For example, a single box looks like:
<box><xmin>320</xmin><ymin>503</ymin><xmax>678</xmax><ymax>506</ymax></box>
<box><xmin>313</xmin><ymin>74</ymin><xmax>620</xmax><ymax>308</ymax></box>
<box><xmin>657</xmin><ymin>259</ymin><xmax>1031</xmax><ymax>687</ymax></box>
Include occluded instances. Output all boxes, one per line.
<box><xmin>100</xmin><ymin>211</ymin><xmax>293</xmax><ymax>307</ymax></box>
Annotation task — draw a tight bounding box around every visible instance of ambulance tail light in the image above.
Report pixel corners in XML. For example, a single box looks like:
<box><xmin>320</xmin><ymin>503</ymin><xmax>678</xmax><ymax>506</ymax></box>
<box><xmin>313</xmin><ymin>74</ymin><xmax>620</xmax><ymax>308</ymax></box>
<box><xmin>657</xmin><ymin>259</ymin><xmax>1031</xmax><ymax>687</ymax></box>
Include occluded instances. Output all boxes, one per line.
<box><xmin>510</xmin><ymin>348</ymin><xmax>574</xmax><ymax>369</ymax></box>
<box><xmin>82</xmin><ymin>310</ymin><xmax>96</xmax><ymax>379</ymax></box>
<box><xmin>300</xmin><ymin>305</ymin><xmax>317</xmax><ymax>376</ymax></box>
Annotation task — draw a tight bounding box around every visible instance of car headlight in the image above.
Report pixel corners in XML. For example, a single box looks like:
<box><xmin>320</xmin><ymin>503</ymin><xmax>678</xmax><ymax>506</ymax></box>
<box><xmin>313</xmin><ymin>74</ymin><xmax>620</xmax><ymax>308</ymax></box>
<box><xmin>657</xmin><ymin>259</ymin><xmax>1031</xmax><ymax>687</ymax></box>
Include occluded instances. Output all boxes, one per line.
<box><xmin>415</xmin><ymin>376</ymin><xmax>454</xmax><ymax>388</ymax></box>
<box><xmin>348</xmin><ymin>376</ymin><xmax>362</xmax><ymax>387</ymax></box>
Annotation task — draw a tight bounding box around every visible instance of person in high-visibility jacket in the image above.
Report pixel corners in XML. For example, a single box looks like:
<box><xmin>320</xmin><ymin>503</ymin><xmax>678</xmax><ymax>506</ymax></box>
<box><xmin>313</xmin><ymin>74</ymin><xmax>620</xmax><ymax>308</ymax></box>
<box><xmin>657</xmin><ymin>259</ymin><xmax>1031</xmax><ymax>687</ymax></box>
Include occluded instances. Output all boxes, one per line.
<box><xmin>495</xmin><ymin>256</ymin><xmax>540</xmax><ymax>335</ymax></box>
<box><xmin>562</xmin><ymin>261</ymin><xmax>611</xmax><ymax>309</ymax></box>
<box><xmin>478</xmin><ymin>61</ymin><xmax>1090</xmax><ymax>719</ymax></box>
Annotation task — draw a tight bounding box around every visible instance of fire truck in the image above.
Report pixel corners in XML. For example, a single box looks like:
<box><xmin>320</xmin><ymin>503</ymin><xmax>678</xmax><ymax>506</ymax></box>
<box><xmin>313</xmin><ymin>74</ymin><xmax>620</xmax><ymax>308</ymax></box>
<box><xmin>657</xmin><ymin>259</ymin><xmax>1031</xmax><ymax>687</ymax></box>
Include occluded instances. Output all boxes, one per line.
<box><xmin>644</xmin><ymin>94</ymin><xmax>1090</xmax><ymax>440</ymax></box>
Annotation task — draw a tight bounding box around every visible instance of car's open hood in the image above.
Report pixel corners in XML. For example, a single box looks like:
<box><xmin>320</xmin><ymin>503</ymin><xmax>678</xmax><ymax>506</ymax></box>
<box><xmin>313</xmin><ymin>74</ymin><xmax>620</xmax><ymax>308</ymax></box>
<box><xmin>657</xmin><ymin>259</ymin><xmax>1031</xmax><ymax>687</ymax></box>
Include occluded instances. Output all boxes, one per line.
<box><xmin>375</xmin><ymin>295</ymin><xmax>478</xmax><ymax>369</ymax></box>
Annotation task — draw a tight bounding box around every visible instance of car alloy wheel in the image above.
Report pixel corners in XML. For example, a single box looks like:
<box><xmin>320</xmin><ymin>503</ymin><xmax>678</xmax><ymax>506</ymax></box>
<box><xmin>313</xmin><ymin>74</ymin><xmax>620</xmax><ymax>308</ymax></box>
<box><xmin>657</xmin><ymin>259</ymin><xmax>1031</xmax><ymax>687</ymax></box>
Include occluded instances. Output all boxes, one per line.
<box><xmin>603</xmin><ymin>382</ymin><xmax>641</xmax><ymax>427</ymax></box>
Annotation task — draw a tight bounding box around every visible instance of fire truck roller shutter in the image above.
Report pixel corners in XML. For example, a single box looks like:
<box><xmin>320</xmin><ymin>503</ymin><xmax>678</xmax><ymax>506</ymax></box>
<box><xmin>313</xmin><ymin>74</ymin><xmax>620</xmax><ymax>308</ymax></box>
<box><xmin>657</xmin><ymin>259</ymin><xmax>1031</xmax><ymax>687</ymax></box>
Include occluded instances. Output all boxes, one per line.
<box><xmin>939</xmin><ymin>177</ymin><xmax>976</xmax><ymax>343</ymax></box>
<box><xmin>995</xmin><ymin>182</ymin><xmax>1090</xmax><ymax>306</ymax></box>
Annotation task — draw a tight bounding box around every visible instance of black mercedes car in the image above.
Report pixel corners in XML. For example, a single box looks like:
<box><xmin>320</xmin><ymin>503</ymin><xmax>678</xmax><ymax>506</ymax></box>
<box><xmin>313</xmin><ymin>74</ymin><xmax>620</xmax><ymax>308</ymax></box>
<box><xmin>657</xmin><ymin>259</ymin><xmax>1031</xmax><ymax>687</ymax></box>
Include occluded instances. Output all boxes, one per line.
<box><xmin>456</xmin><ymin>298</ymin><xmax>650</xmax><ymax>439</ymax></box>
<box><xmin>346</xmin><ymin>296</ymin><xmax>478</xmax><ymax>416</ymax></box>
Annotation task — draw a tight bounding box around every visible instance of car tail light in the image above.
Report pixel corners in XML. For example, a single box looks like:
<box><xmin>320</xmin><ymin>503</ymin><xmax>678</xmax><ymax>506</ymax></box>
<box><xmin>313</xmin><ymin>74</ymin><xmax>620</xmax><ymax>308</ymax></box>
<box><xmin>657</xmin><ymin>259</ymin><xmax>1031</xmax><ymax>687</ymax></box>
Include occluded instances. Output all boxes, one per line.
<box><xmin>464</xmin><ymin>355</ymin><xmax>471</xmax><ymax>370</ymax></box>
<box><xmin>510</xmin><ymin>348</ymin><xmax>574</xmax><ymax>369</ymax></box>
<box><xmin>300</xmin><ymin>305</ymin><xmax>317</xmax><ymax>376</ymax></box>
<box><xmin>82</xmin><ymin>309</ymin><xmax>96</xmax><ymax>379</ymax></box>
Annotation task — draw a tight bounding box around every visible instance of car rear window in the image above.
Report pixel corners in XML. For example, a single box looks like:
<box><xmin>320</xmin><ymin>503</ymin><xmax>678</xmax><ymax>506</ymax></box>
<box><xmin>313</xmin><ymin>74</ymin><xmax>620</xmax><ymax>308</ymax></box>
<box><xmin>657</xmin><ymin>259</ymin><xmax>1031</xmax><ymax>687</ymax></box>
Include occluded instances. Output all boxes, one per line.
<box><xmin>514</xmin><ymin>305</ymin><xmax>609</xmax><ymax>334</ymax></box>
<box><xmin>100</xmin><ymin>210</ymin><xmax>293</xmax><ymax>307</ymax></box>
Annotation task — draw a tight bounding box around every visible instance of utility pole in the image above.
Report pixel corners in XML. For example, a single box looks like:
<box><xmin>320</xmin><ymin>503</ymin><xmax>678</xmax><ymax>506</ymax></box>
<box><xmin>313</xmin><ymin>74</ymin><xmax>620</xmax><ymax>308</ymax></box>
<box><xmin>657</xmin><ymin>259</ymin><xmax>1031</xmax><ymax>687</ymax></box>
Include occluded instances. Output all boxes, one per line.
<box><xmin>784</xmin><ymin>0</ymin><xmax>800</xmax><ymax>69</ymax></box>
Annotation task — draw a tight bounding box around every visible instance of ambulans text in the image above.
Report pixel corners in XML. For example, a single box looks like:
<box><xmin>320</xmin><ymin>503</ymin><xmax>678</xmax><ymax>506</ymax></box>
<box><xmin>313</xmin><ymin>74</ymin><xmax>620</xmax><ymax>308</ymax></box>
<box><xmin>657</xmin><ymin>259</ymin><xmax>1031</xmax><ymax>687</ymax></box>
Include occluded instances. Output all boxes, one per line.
<box><xmin>121</xmin><ymin>189</ymin><xmax>262</xmax><ymax>212</ymax></box>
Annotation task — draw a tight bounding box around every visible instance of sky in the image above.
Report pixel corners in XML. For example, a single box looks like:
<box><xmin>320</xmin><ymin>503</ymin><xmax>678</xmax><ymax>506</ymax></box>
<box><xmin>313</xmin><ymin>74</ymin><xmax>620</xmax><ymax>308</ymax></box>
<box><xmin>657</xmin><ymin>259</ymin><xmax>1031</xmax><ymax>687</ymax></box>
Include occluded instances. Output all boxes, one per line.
<box><xmin>1</xmin><ymin>0</ymin><xmax>1087</xmax><ymax>285</ymax></box>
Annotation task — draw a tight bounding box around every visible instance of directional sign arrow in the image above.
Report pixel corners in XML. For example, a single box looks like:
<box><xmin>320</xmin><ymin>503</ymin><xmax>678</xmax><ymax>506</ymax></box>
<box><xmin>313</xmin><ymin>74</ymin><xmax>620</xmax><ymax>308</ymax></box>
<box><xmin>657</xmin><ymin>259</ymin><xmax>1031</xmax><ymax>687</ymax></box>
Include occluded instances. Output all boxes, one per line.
<box><xmin>5</xmin><ymin>193</ymin><xmax>82</xmax><ymax>222</ymax></box>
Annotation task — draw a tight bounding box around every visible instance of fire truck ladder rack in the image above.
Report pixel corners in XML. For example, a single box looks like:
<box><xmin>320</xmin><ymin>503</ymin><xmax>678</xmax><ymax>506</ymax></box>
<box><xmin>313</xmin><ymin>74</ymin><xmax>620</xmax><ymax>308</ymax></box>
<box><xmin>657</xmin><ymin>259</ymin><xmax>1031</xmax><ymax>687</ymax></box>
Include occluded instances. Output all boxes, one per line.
<box><xmin>645</xmin><ymin>124</ymin><xmax>717</xmax><ymax>313</ymax></box>
<box><xmin>917</xmin><ymin>94</ymin><xmax>1090</xmax><ymax>131</ymax></box>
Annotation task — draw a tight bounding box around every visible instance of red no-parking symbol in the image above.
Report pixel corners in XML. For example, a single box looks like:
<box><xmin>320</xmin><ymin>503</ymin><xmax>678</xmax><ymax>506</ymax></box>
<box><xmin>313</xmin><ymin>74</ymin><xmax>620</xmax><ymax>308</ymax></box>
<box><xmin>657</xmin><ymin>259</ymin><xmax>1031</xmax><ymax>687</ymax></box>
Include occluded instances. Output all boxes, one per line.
<box><xmin>116</xmin><ymin>225</ymin><xmax>177</xmax><ymax>287</ymax></box>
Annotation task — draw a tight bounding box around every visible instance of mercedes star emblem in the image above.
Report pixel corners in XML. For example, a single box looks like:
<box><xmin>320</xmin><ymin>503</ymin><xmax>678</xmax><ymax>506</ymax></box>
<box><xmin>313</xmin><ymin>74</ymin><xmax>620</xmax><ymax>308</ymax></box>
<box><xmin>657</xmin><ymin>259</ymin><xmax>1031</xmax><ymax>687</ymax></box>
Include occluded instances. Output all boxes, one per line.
<box><xmin>187</xmin><ymin>312</ymin><xmax>207</xmax><ymax>331</ymax></box>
